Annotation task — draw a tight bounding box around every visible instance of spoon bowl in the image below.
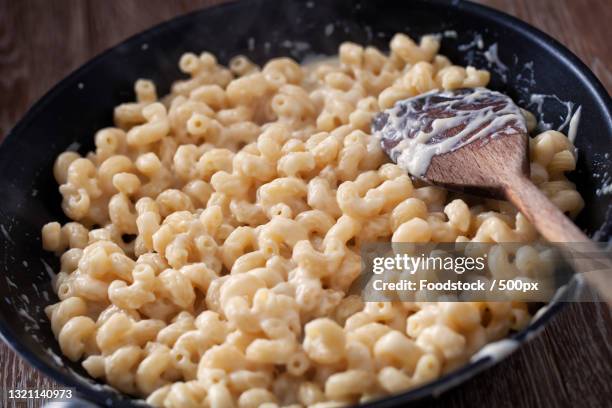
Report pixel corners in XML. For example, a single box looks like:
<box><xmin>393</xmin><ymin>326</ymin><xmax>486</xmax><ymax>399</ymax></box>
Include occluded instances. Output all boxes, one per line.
<box><xmin>374</xmin><ymin>88</ymin><xmax>529</xmax><ymax>198</ymax></box>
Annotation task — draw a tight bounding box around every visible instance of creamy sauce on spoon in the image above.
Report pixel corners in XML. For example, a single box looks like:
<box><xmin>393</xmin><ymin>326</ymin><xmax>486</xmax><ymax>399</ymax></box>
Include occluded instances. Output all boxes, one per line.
<box><xmin>373</xmin><ymin>87</ymin><xmax>527</xmax><ymax>176</ymax></box>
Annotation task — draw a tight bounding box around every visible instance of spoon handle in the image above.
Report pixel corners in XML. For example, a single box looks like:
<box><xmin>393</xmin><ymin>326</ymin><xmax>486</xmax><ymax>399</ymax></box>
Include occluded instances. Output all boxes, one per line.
<box><xmin>505</xmin><ymin>175</ymin><xmax>588</xmax><ymax>242</ymax></box>
<box><xmin>504</xmin><ymin>175</ymin><xmax>612</xmax><ymax>304</ymax></box>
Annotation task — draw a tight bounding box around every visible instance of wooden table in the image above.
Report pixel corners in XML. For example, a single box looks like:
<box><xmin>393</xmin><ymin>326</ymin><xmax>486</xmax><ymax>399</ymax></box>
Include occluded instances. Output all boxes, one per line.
<box><xmin>0</xmin><ymin>1</ymin><xmax>610</xmax><ymax>407</ymax></box>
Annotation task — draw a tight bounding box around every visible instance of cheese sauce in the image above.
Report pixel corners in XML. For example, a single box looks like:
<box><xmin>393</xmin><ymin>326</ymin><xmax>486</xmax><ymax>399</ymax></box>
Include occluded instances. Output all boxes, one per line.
<box><xmin>373</xmin><ymin>87</ymin><xmax>527</xmax><ymax>176</ymax></box>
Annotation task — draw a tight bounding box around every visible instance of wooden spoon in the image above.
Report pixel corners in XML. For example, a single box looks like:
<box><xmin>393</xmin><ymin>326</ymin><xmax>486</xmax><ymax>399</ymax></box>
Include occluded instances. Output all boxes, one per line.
<box><xmin>373</xmin><ymin>87</ymin><xmax>611</xmax><ymax>303</ymax></box>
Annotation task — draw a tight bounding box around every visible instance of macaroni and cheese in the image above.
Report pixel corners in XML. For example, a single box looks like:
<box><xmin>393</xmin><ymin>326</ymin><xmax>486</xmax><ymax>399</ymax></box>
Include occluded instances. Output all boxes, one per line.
<box><xmin>42</xmin><ymin>33</ymin><xmax>584</xmax><ymax>407</ymax></box>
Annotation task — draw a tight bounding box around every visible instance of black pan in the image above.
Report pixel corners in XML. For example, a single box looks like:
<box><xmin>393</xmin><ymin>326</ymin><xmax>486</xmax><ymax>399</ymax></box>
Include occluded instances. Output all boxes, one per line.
<box><xmin>0</xmin><ymin>0</ymin><xmax>610</xmax><ymax>406</ymax></box>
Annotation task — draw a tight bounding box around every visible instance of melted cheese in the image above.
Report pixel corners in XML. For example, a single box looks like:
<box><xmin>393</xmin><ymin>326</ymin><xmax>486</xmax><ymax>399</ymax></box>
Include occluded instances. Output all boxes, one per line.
<box><xmin>374</xmin><ymin>87</ymin><xmax>527</xmax><ymax>176</ymax></box>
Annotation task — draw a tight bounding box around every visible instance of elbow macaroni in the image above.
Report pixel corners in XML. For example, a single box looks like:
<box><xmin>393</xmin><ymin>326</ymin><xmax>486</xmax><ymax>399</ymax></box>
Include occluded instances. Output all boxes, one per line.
<box><xmin>41</xmin><ymin>33</ymin><xmax>584</xmax><ymax>407</ymax></box>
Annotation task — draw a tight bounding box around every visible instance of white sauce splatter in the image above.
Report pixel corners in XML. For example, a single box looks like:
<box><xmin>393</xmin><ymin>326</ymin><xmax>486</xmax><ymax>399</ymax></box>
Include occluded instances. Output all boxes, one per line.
<box><xmin>5</xmin><ymin>276</ymin><xmax>17</xmax><ymax>289</ymax></box>
<box><xmin>567</xmin><ymin>106</ymin><xmax>582</xmax><ymax>144</ymax></box>
<box><xmin>430</xmin><ymin>30</ymin><xmax>459</xmax><ymax>41</ymax></box>
<box><xmin>531</xmin><ymin>283</ymin><xmax>570</xmax><ymax>322</ymax></box>
<box><xmin>46</xmin><ymin>347</ymin><xmax>65</xmax><ymax>366</ymax></box>
<box><xmin>66</xmin><ymin>141</ymin><xmax>81</xmax><ymax>152</ymax></box>
<box><xmin>528</xmin><ymin>95</ymin><xmax>552</xmax><ymax>130</ymax></box>
<box><xmin>470</xmin><ymin>339</ymin><xmax>519</xmax><ymax>363</ymax></box>
<box><xmin>529</xmin><ymin>93</ymin><xmax>575</xmax><ymax>132</ymax></box>
<box><xmin>483</xmin><ymin>43</ymin><xmax>508</xmax><ymax>82</ymax></box>
<box><xmin>515</xmin><ymin>60</ymin><xmax>536</xmax><ymax>97</ymax></box>
<box><xmin>18</xmin><ymin>308</ymin><xmax>39</xmax><ymax>330</ymax></box>
<box><xmin>41</xmin><ymin>258</ymin><xmax>57</xmax><ymax>279</ymax></box>
<box><xmin>596</xmin><ymin>180</ymin><xmax>612</xmax><ymax>197</ymax></box>
<box><xmin>1</xmin><ymin>224</ymin><xmax>14</xmax><ymax>244</ymax></box>
<box><xmin>280</xmin><ymin>40</ymin><xmax>310</xmax><ymax>53</ymax></box>
<box><xmin>458</xmin><ymin>33</ymin><xmax>484</xmax><ymax>51</ymax></box>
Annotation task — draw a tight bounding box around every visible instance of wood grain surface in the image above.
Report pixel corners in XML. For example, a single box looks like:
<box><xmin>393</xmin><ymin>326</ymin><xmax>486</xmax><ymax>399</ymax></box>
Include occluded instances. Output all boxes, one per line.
<box><xmin>0</xmin><ymin>1</ymin><xmax>610</xmax><ymax>407</ymax></box>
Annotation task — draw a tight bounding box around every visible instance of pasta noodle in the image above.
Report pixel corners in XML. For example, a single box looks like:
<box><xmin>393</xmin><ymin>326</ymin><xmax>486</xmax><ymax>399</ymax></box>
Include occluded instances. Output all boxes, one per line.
<box><xmin>41</xmin><ymin>33</ymin><xmax>584</xmax><ymax>407</ymax></box>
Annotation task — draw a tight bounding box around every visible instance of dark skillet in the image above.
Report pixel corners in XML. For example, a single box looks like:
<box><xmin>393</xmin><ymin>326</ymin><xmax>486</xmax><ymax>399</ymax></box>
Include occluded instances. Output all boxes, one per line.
<box><xmin>0</xmin><ymin>0</ymin><xmax>610</xmax><ymax>406</ymax></box>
